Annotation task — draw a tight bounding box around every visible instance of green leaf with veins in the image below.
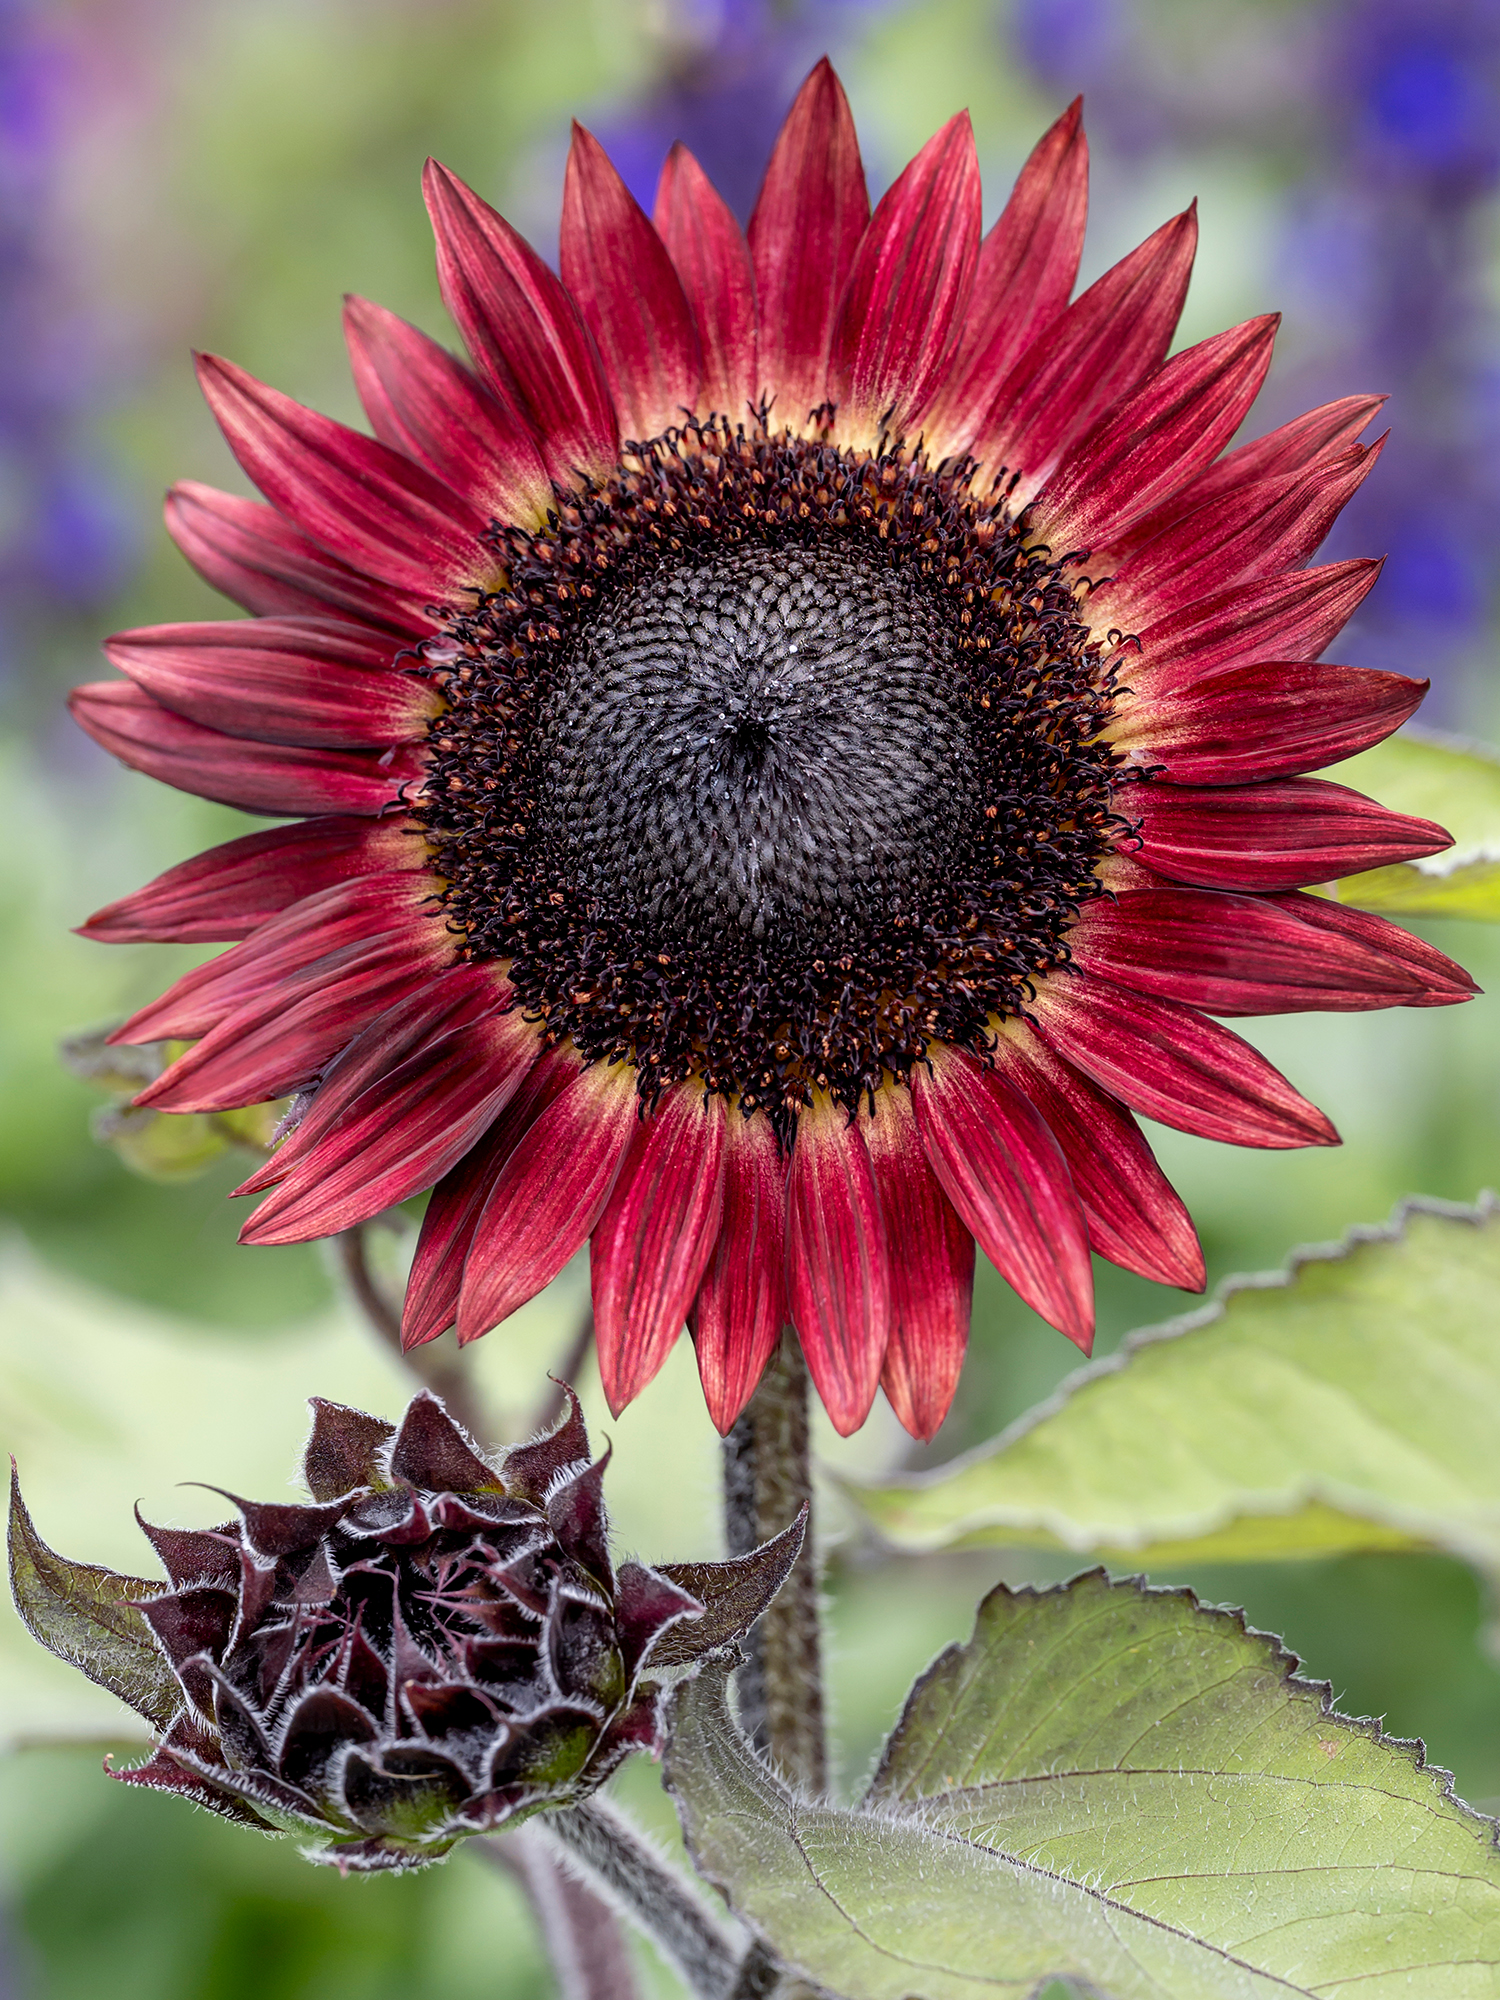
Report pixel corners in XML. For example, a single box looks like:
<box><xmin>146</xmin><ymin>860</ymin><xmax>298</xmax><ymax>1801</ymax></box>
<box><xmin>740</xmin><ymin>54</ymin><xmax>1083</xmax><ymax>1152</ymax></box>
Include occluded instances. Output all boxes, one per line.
<box><xmin>666</xmin><ymin>1572</ymin><xmax>1500</xmax><ymax>2000</ymax></box>
<box><xmin>849</xmin><ymin>1196</ymin><xmax>1500</xmax><ymax>1567</ymax></box>
<box><xmin>1328</xmin><ymin>728</ymin><xmax>1500</xmax><ymax>918</ymax></box>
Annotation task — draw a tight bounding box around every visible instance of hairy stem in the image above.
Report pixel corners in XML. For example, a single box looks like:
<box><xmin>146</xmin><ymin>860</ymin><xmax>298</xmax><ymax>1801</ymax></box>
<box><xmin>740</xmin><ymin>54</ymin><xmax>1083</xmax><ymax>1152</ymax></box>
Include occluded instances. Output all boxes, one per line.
<box><xmin>335</xmin><ymin>1227</ymin><xmax>487</xmax><ymax>1443</ymax></box>
<box><xmin>543</xmin><ymin>1798</ymin><xmax>742</xmax><ymax>1999</ymax></box>
<box><xmin>483</xmin><ymin>1824</ymin><xmax>641</xmax><ymax>2000</ymax></box>
<box><xmin>722</xmin><ymin>1335</ymin><xmax>826</xmax><ymax>1793</ymax></box>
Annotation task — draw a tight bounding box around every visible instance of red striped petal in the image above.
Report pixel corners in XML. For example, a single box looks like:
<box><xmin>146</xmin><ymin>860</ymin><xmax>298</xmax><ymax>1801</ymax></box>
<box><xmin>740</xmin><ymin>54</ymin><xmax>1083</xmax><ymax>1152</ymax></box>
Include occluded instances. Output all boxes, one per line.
<box><xmin>234</xmin><ymin>963</ymin><xmax>513</xmax><ymax>1195</ymax></box>
<box><xmin>115</xmin><ymin>874</ymin><xmax>434</xmax><ymax>1042</ymax></box>
<box><xmin>195</xmin><ymin>355</ymin><xmax>493</xmax><ymax>597</ymax></box>
<box><xmin>1112</xmin><ymin>659</ymin><xmax>1426</xmax><ymax>785</ymax></box>
<box><xmin>748</xmin><ymin>59</ymin><xmax>869</xmax><ymax>428</ymax></box>
<box><xmin>139</xmin><ymin>929</ymin><xmax>450</xmax><ymax>1113</ymax></box>
<box><xmin>1109</xmin><ymin>392</ymin><xmax>1386</xmax><ymax>559</ymax></box>
<box><xmin>592</xmin><ymin>1085</ymin><xmax>727</xmax><ymax>1415</ymax></box>
<box><xmin>784</xmin><ymin>1094</ymin><xmax>889</xmax><ymax>1438</ymax></box>
<box><xmin>1265</xmin><ymin>893</ymin><xmax>1479</xmax><ymax>1008</ymax></box>
<box><xmin>911</xmin><ymin>1045</ymin><xmax>1094</xmax><ymax>1351</ymax></box>
<box><xmin>1125</xmin><ymin>558</ymin><xmax>1383</xmax><ymax>696</ymax></box>
<box><xmin>78</xmin><ymin>816</ymin><xmax>419</xmax><ymax>945</ymax></box>
<box><xmin>342</xmin><ymin>296</ymin><xmax>549</xmax><ymax>525</ymax></box>
<box><xmin>103</xmin><ymin>619</ymin><xmax>437</xmax><ymax>750</ymax></box>
<box><xmin>1030</xmin><ymin>315</ymin><xmax>1279</xmax><ymax>555</ymax></box>
<box><xmin>240</xmin><ymin>1012</ymin><xmax>542</xmax><ymax>1244</ymax></box>
<box><xmin>456</xmin><ymin>1063</ymin><xmax>638</xmax><ymax>1342</ymax></box>
<box><xmin>69</xmin><ymin>682</ymin><xmax>421</xmax><ymax>817</ymax></box>
<box><xmin>561</xmin><ymin>124</ymin><xmax>701</xmax><ymax>443</ymax></box>
<box><xmin>402</xmin><ymin>1042</ymin><xmax>583</xmax><ymax>1349</ymax></box>
<box><xmin>1067</xmin><ymin>886</ymin><xmax>1426</xmax><ymax>1013</ymax></box>
<box><xmin>1031</xmin><ymin>973</ymin><xmax>1338</xmax><ymax>1148</ymax></box>
<box><xmin>971</xmin><ymin>206</ymin><xmax>1197</xmax><ymax>500</ymax></box>
<box><xmin>920</xmin><ymin>98</ymin><xmax>1087</xmax><ymax>455</ymax></box>
<box><xmin>827</xmin><ymin>111</ymin><xmax>981</xmax><ymax>435</ymax></box>
<box><xmin>1088</xmin><ymin>436</ymin><xmax>1383</xmax><ymax>634</ymax></box>
<box><xmin>423</xmin><ymin>160</ymin><xmax>618</xmax><ymax>484</ymax></box>
<box><xmin>1127</xmin><ymin>776</ymin><xmax>1450</xmax><ymax>891</ymax></box>
<box><xmin>653</xmin><ymin>144</ymin><xmax>758</xmax><ymax>422</ymax></box>
<box><xmin>991</xmin><ymin>1025</ymin><xmax>1203</xmax><ymax>1290</ymax></box>
<box><xmin>163</xmin><ymin>481</ymin><xmax>428</xmax><ymax>635</ymax></box>
<box><xmin>689</xmin><ymin>1108</ymin><xmax>787</xmax><ymax>1435</ymax></box>
<box><xmin>864</xmin><ymin>1085</ymin><xmax>974</xmax><ymax>1444</ymax></box>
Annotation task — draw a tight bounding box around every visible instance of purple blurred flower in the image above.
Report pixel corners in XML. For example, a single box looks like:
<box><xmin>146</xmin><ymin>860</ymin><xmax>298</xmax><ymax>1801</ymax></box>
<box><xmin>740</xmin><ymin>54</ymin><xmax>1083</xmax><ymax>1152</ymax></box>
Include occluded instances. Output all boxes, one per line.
<box><xmin>593</xmin><ymin>0</ymin><xmax>896</xmax><ymax>221</ymax></box>
<box><xmin>0</xmin><ymin>0</ymin><xmax>134</xmax><ymax>689</ymax></box>
<box><xmin>1014</xmin><ymin>0</ymin><xmax>1500</xmax><ymax>717</ymax></box>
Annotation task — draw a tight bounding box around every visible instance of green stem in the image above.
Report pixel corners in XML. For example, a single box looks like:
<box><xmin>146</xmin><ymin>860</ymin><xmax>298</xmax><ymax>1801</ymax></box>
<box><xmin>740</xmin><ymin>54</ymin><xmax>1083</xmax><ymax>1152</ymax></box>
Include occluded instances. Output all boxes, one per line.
<box><xmin>483</xmin><ymin>1825</ymin><xmax>642</xmax><ymax>2000</ymax></box>
<box><xmin>544</xmin><ymin>1799</ymin><xmax>742</xmax><ymax>1998</ymax></box>
<box><xmin>722</xmin><ymin>1335</ymin><xmax>827</xmax><ymax>1794</ymax></box>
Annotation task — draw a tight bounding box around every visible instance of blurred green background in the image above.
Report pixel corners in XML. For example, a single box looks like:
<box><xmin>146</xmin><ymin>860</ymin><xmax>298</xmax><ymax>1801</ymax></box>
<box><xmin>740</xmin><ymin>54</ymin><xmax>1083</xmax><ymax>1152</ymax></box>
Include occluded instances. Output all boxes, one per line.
<box><xmin>2</xmin><ymin>0</ymin><xmax>1499</xmax><ymax>1992</ymax></box>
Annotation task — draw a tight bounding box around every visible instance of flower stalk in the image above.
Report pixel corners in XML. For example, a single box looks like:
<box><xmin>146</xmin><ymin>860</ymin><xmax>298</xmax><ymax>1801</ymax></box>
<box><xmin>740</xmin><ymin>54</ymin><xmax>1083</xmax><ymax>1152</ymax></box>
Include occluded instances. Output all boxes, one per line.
<box><xmin>722</xmin><ymin>1335</ymin><xmax>826</xmax><ymax>1794</ymax></box>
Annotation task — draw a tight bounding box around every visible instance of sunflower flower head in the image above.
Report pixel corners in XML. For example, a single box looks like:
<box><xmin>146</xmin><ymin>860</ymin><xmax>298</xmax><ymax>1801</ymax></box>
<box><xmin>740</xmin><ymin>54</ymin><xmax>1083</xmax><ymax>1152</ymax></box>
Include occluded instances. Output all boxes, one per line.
<box><xmin>73</xmin><ymin>63</ymin><xmax>1475</xmax><ymax>1442</ymax></box>
<box><xmin>8</xmin><ymin>1389</ymin><xmax>803</xmax><ymax>1873</ymax></box>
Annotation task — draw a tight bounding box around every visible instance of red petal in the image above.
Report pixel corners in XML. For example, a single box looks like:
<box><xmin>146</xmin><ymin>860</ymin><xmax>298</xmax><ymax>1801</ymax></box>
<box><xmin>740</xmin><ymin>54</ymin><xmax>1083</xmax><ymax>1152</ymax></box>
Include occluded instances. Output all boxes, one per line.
<box><xmin>971</xmin><ymin>206</ymin><xmax>1197</xmax><ymax>499</ymax></box>
<box><xmin>653</xmin><ymin>144</ymin><xmax>758</xmax><ymax>422</ymax></box>
<box><xmin>1031</xmin><ymin>973</ymin><xmax>1338</xmax><ymax>1148</ymax></box>
<box><xmin>911</xmin><ymin>1045</ymin><xmax>1093</xmax><ymax>1351</ymax></box>
<box><xmin>195</xmin><ymin>355</ymin><xmax>492</xmax><ymax>597</ymax></box>
<box><xmin>240</xmin><ymin>1012</ymin><xmax>542</xmax><ymax>1244</ymax></box>
<box><xmin>68</xmin><ymin>682</ymin><xmax>421</xmax><ymax>817</ymax></box>
<box><xmin>748</xmin><ymin>59</ymin><xmax>869</xmax><ymax>428</ymax></box>
<box><xmin>342</xmin><ymin>296</ymin><xmax>549</xmax><ymax>525</ymax></box>
<box><xmin>991</xmin><ymin>1026</ymin><xmax>1203</xmax><ymax>1290</ymax></box>
<box><xmin>1030</xmin><ymin>315</ymin><xmax>1279</xmax><ymax>554</ymax></box>
<box><xmin>115</xmin><ymin>874</ymin><xmax>434</xmax><ymax>1041</ymax></box>
<box><xmin>402</xmin><ymin>1042</ymin><xmax>583</xmax><ymax>1349</ymax></box>
<box><xmin>1067</xmin><ymin>886</ymin><xmax>1426</xmax><ymax>1013</ymax></box>
<box><xmin>233</xmin><ymin>963</ymin><xmax>514</xmax><ymax>1195</ymax></box>
<box><xmin>139</xmin><ymin>929</ymin><xmax>450</xmax><ymax>1113</ymax></box>
<box><xmin>592</xmin><ymin>1085</ymin><xmax>727</xmax><ymax>1414</ymax></box>
<box><xmin>456</xmin><ymin>1063</ymin><xmax>638</xmax><ymax>1342</ymax></box>
<box><xmin>1126</xmin><ymin>558</ymin><xmax>1383</xmax><ymax>696</ymax></box>
<box><xmin>163</xmin><ymin>481</ymin><xmax>428</xmax><ymax>634</ymax></box>
<box><xmin>689</xmin><ymin>1108</ymin><xmax>787</xmax><ymax>1435</ymax></box>
<box><xmin>921</xmin><ymin>98</ymin><xmax>1088</xmax><ymax>455</ymax></box>
<box><xmin>1113</xmin><ymin>659</ymin><xmax>1426</xmax><ymax>785</ymax></box>
<box><xmin>1265</xmin><ymin>893</ymin><xmax>1479</xmax><ymax>1008</ymax></box>
<box><xmin>864</xmin><ymin>1085</ymin><xmax>974</xmax><ymax>1444</ymax></box>
<box><xmin>827</xmin><ymin>111</ymin><xmax>981</xmax><ymax>435</ymax></box>
<box><xmin>78</xmin><ymin>816</ymin><xmax>419</xmax><ymax>945</ymax></box>
<box><xmin>561</xmin><ymin>124</ymin><xmax>701</xmax><ymax>442</ymax></box>
<box><xmin>103</xmin><ymin>618</ymin><xmax>437</xmax><ymax>750</ymax></box>
<box><xmin>784</xmin><ymin>1095</ymin><xmax>889</xmax><ymax>1437</ymax></box>
<box><xmin>423</xmin><ymin>160</ymin><xmax>618</xmax><ymax>484</ymax></box>
<box><xmin>1127</xmin><ymin>775</ymin><xmax>1450</xmax><ymax>891</ymax></box>
<box><xmin>1110</xmin><ymin>392</ymin><xmax>1387</xmax><ymax>558</ymax></box>
<box><xmin>1088</xmin><ymin>435</ymin><xmax>1383</xmax><ymax>634</ymax></box>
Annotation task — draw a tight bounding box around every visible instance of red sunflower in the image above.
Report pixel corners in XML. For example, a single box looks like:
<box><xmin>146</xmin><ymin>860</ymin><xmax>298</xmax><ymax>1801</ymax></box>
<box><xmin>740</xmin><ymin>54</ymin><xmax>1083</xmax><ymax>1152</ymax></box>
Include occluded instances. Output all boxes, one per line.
<box><xmin>74</xmin><ymin>63</ymin><xmax>1473</xmax><ymax>1443</ymax></box>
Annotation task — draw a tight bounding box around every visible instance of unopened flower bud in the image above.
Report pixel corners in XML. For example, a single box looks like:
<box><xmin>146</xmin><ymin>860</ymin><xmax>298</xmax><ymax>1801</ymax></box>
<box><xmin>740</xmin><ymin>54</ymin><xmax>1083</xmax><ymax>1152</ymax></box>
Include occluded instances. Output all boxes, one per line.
<box><xmin>9</xmin><ymin>1388</ymin><xmax>801</xmax><ymax>1872</ymax></box>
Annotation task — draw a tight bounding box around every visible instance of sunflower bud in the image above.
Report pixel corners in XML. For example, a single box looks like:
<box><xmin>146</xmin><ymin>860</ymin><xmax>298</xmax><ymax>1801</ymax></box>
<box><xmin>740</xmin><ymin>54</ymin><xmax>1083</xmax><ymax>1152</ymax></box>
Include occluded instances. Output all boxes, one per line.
<box><xmin>9</xmin><ymin>1389</ymin><xmax>801</xmax><ymax>1872</ymax></box>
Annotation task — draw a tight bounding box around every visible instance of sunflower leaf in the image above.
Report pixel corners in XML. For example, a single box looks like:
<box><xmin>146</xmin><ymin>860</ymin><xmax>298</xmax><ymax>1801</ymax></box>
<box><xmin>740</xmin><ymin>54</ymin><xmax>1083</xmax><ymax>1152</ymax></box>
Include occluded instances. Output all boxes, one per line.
<box><xmin>666</xmin><ymin>1573</ymin><xmax>1500</xmax><ymax>1998</ymax></box>
<box><xmin>1330</xmin><ymin>728</ymin><xmax>1500</xmax><ymax>918</ymax></box>
<box><xmin>8</xmin><ymin>1468</ymin><xmax>180</xmax><ymax>1730</ymax></box>
<box><xmin>849</xmin><ymin>1195</ymin><xmax>1500</xmax><ymax>1566</ymax></box>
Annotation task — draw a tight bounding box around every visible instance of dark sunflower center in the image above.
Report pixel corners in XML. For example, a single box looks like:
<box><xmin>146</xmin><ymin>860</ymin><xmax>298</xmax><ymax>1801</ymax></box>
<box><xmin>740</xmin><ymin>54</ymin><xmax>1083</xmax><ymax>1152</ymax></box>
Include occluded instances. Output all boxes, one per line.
<box><xmin>531</xmin><ymin>545</ymin><xmax>978</xmax><ymax>950</ymax></box>
<box><xmin>415</xmin><ymin>421</ymin><xmax>1123</xmax><ymax>1125</ymax></box>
